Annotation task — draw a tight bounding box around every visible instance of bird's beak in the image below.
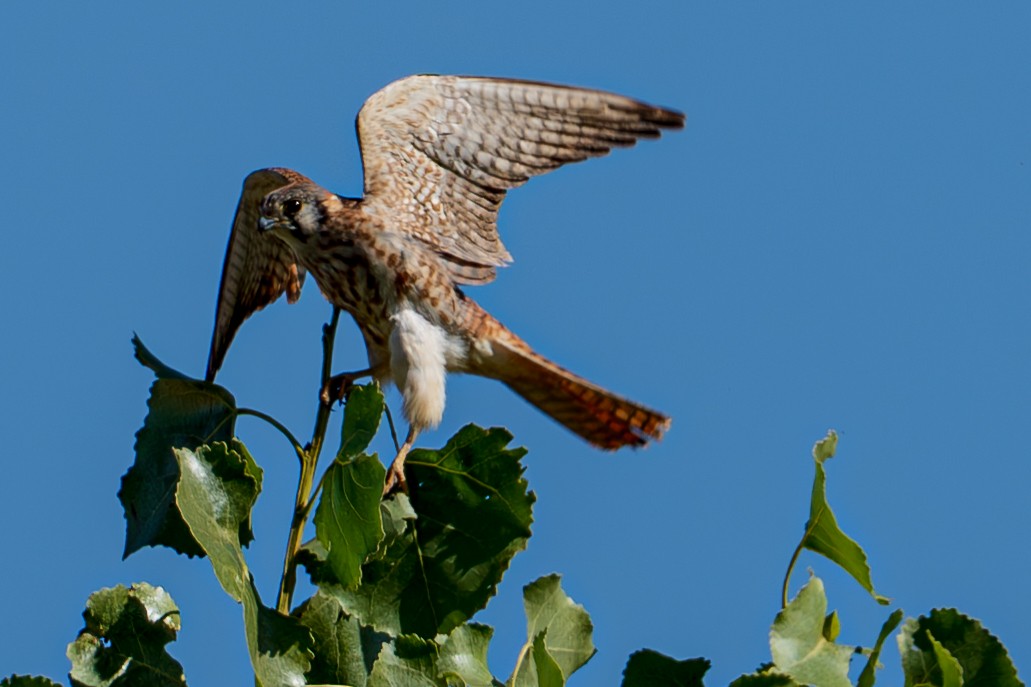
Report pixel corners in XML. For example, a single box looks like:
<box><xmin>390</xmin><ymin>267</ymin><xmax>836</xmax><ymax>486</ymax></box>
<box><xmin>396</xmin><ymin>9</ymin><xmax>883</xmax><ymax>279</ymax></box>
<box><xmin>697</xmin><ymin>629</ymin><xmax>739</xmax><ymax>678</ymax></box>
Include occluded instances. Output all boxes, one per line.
<box><xmin>258</xmin><ymin>216</ymin><xmax>276</xmax><ymax>232</ymax></box>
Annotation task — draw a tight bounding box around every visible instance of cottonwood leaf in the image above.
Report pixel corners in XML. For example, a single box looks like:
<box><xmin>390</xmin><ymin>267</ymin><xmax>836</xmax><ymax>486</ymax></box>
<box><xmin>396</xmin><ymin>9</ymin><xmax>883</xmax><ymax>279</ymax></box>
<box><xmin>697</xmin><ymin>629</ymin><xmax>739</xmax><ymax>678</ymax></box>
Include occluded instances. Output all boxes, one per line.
<box><xmin>175</xmin><ymin>444</ymin><xmax>312</xmax><ymax>686</ymax></box>
<box><xmin>803</xmin><ymin>430</ymin><xmax>888</xmax><ymax>604</ymax></box>
<box><xmin>621</xmin><ymin>649</ymin><xmax>710</xmax><ymax>687</ymax></box>
<box><xmin>297</xmin><ymin>588</ymin><xmax>389</xmax><ymax>687</ymax></box>
<box><xmin>66</xmin><ymin>583</ymin><xmax>185</xmax><ymax>687</ymax></box>
<box><xmin>1</xmin><ymin>678</ymin><xmax>64</xmax><ymax>687</ymax></box>
<box><xmin>316</xmin><ymin>425</ymin><xmax>534</xmax><ymax>639</ymax></box>
<box><xmin>121</xmin><ymin>337</ymin><xmax>239</xmax><ymax>558</ymax></box>
<box><xmin>339</xmin><ymin>384</ymin><xmax>384</xmax><ymax>459</ymax></box>
<box><xmin>857</xmin><ymin>609</ymin><xmax>903</xmax><ymax>687</ymax></box>
<box><xmin>928</xmin><ymin>633</ymin><xmax>965</xmax><ymax>687</ymax></box>
<box><xmin>898</xmin><ymin>609</ymin><xmax>1022</xmax><ymax>687</ymax></box>
<box><xmin>728</xmin><ymin>674</ymin><xmax>799</xmax><ymax>686</ymax></box>
<box><xmin>437</xmin><ymin>623</ymin><xmax>498</xmax><ymax>687</ymax></box>
<box><xmin>509</xmin><ymin>574</ymin><xmax>595</xmax><ymax>686</ymax></box>
<box><xmin>367</xmin><ymin>635</ymin><xmax>439</xmax><ymax>687</ymax></box>
<box><xmin>314</xmin><ymin>453</ymin><xmax>386</xmax><ymax>589</ymax></box>
<box><xmin>770</xmin><ymin>576</ymin><xmax>853</xmax><ymax>687</ymax></box>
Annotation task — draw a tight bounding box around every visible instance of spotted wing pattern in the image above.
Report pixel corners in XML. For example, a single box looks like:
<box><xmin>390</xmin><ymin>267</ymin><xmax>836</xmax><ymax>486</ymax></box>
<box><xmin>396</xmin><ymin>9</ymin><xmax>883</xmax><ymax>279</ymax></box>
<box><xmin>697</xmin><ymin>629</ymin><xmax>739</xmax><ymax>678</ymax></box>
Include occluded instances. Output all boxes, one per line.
<box><xmin>356</xmin><ymin>75</ymin><xmax>685</xmax><ymax>284</ymax></box>
<box><xmin>206</xmin><ymin>168</ymin><xmax>312</xmax><ymax>381</ymax></box>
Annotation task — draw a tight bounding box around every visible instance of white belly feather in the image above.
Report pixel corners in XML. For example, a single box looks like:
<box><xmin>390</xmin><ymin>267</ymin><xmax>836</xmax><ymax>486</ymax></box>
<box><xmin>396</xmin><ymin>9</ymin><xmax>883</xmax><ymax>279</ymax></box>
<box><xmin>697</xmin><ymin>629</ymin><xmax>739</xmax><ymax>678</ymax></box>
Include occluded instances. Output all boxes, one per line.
<box><xmin>389</xmin><ymin>308</ymin><xmax>469</xmax><ymax>429</ymax></box>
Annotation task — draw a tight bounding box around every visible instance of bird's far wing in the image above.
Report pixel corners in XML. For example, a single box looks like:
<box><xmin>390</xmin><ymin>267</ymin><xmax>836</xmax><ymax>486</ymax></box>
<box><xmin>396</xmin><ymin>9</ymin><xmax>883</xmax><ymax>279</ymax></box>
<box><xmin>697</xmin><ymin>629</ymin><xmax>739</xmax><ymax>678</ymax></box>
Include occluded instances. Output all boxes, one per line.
<box><xmin>206</xmin><ymin>167</ymin><xmax>311</xmax><ymax>381</ymax></box>
<box><xmin>355</xmin><ymin>75</ymin><xmax>685</xmax><ymax>284</ymax></box>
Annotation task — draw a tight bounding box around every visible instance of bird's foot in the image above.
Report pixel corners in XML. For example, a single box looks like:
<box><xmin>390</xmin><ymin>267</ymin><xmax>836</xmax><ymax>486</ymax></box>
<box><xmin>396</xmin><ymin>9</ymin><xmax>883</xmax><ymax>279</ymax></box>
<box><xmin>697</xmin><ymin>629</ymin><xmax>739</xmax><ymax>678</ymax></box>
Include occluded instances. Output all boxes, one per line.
<box><xmin>321</xmin><ymin>373</ymin><xmax>357</xmax><ymax>406</ymax></box>
<box><xmin>382</xmin><ymin>460</ymin><xmax>409</xmax><ymax>496</ymax></box>
<box><xmin>382</xmin><ymin>425</ymin><xmax>419</xmax><ymax>497</ymax></box>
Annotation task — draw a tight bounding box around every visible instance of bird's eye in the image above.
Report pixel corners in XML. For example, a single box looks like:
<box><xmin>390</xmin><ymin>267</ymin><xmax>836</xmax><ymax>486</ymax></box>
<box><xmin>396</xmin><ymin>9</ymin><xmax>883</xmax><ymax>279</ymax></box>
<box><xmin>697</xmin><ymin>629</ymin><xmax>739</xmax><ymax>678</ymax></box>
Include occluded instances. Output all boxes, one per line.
<box><xmin>283</xmin><ymin>198</ymin><xmax>303</xmax><ymax>217</ymax></box>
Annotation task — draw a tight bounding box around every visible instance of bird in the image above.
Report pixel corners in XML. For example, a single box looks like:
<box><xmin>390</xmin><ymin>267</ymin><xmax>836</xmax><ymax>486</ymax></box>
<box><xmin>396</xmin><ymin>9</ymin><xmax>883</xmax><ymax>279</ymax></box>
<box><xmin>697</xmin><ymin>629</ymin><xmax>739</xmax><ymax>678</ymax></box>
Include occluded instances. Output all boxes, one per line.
<box><xmin>206</xmin><ymin>74</ymin><xmax>684</xmax><ymax>492</ymax></box>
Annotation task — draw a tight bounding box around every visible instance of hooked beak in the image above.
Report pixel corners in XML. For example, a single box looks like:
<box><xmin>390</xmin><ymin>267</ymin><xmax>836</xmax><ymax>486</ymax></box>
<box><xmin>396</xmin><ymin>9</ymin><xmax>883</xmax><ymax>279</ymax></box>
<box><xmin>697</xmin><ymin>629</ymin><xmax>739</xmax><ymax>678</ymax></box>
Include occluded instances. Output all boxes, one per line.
<box><xmin>257</xmin><ymin>216</ymin><xmax>276</xmax><ymax>232</ymax></box>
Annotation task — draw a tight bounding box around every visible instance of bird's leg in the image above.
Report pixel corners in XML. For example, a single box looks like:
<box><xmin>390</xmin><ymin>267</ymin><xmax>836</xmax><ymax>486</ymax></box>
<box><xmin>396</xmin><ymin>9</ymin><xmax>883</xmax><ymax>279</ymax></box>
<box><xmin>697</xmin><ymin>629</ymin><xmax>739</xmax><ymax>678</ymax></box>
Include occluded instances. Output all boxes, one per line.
<box><xmin>383</xmin><ymin>425</ymin><xmax>420</xmax><ymax>496</ymax></box>
<box><xmin>320</xmin><ymin>367</ymin><xmax>376</xmax><ymax>406</ymax></box>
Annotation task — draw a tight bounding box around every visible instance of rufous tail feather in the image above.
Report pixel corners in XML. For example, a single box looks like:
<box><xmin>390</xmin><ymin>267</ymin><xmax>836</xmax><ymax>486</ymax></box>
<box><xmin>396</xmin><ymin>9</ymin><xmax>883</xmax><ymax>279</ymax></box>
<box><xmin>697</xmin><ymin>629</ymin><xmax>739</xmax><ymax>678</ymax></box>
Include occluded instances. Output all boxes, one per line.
<box><xmin>481</xmin><ymin>333</ymin><xmax>670</xmax><ymax>449</ymax></box>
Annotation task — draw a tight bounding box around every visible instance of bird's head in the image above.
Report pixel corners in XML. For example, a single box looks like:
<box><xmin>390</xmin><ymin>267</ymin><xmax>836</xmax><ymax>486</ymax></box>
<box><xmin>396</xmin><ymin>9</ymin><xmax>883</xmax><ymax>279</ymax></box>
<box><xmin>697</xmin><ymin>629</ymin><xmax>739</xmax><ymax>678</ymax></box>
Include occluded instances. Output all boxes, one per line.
<box><xmin>258</xmin><ymin>183</ymin><xmax>339</xmax><ymax>242</ymax></box>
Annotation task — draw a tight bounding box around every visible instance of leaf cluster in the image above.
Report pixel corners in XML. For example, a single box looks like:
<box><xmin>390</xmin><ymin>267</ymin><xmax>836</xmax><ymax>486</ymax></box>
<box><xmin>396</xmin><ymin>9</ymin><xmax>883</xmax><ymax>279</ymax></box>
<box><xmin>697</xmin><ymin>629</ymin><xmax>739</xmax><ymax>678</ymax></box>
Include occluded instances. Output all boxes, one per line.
<box><xmin>5</xmin><ymin>340</ymin><xmax>1025</xmax><ymax>687</ymax></box>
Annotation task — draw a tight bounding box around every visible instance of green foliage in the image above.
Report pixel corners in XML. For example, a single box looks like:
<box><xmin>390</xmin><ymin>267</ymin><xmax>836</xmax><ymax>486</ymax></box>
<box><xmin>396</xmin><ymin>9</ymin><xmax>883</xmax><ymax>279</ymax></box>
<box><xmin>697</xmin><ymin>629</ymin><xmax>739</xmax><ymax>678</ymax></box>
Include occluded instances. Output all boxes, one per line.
<box><xmin>509</xmin><ymin>575</ymin><xmax>596</xmax><ymax>686</ymax></box>
<box><xmin>66</xmin><ymin>583</ymin><xmax>184</xmax><ymax>687</ymax></box>
<box><xmin>621</xmin><ymin>649</ymin><xmax>710</xmax><ymax>687</ymax></box>
<box><xmin>1</xmin><ymin>678</ymin><xmax>64</xmax><ymax>687</ymax></box>
<box><xmin>119</xmin><ymin>336</ymin><xmax>238</xmax><ymax>558</ymax></box>
<box><xmin>769</xmin><ymin>577</ymin><xmax>854</xmax><ymax>687</ymax></box>
<box><xmin>306</xmin><ymin>426</ymin><xmax>535</xmax><ymax>641</ymax></box>
<box><xmin>174</xmin><ymin>442</ymin><xmax>313</xmax><ymax>686</ymax></box>
<box><xmin>856</xmin><ymin>609</ymin><xmax>903</xmax><ymax>687</ymax></box>
<box><xmin>7</xmin><ymin>334</ymin><xmax>1025</xmax><ymax>687</ymax></box>
<box><xmin>898</xmin><ymin>609</ymin><xmax>1023</xmax><ymax>687</ymax></box>
<box><xmin>791</xmin><ymin>430</ymin><xmax>889</xmax><ymax>606</ymax></box>
<box><xmin>314</xmin><ymin>453</ymin><xmax>386</xmax><ymax>589</ymax></box>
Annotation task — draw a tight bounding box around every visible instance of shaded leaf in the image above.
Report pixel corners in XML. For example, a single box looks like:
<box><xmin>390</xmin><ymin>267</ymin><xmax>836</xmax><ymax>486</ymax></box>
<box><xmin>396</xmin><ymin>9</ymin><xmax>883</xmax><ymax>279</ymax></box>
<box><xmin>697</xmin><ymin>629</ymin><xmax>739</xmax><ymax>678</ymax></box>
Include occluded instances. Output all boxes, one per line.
<box><xmin>770</xmin><ymin>576</ymin><xmax>853</xmax><ymax>687</ymax></box>
<box><xmin>296</xmin><ymin>589</ymin><xmax>389</xmax><ymax>687</ymax></box>
<box><xmin>339</xmin><ymin>383</ymin><xmax>385</xmax><ymax>459</ymax></box>
<box><xmin>728</xmin><ymin>674</ymin><xmax>798</xmax><ymax>687</ymax></box>
<box><xmin>1</xmin><ymin>678</ymin><xmax>64</xmax><ymax>687</ymax></box>
<box><xmin>121</xmin><ymin>339</ymin><xmax>239</xmax><ymax>558</ymax></box>
<box><xmin>132</xmin><ymin>334</ymin><xmax>190</xmax><ymax>380</ymax></box>
<box><xmin>314</xmin><ymin>454</ymin><xmax>386</xmax><ymax>589</ymax></box>
<box><xmin>367</xmin><ymin>635</ymin><xmax>439</xmax><ymax>687</ymax></box>
<box><xmin>175</xmin><ymin>444</ymin><xmax>312</xmax><ymax>686</ymax></box>
<box><xmin>318</xmin><ymin>426</ymin><xmax>534</xmax><ymax>639</ymax></box>
<box><xmin>509</xmin><ymin>575</ymin><xmax>595</xmax><ymax>686</ymax></box>
<box><xmin>621</xmin><ymin>649</ymin><xmax>710</xmax><ymax>687</ymax></box>
<box><xmin>857</xmin><ymin>609</ymin><xmax>904</xmax><ymax>687</ymax></box>
<box><xmin>66</xmin><ymin>583</ymin><xmax>185</xmax><ymax>687</ymax></box>
<box><xmin>898</xmin><ymin>609</ymin><xmax>1022</xmax><ymax>687</ymax></box>
<box><xmin>438</xmin><ymin>624</ymin><xmax>499</xmax><ymax>687</ymax></box>
<box><xmin>803</xmin><ymin>430</ymin><xmax>889</xmax><ymax>604</ymax></box>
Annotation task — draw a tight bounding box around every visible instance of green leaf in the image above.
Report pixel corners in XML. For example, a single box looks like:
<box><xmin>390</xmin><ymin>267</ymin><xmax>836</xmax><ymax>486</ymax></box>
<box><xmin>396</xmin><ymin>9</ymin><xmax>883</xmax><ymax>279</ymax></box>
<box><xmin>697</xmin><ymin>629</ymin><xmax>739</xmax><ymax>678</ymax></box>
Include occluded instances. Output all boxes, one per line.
<box><xmin>898</xmin><ymin>609</ymin><xmax>1022</xmax><ymax>687</ymax></box>
<box><xmin>531</xmin><ymin>631</ymin><xmax>565</xmax><ymax>687</ymax></box>
<box><xmin>317</xmin><ymin>426</ymin><xmax>534</xmax><ymax>639</ymax></box>
<box><xmin>314</xmin><ymin>454</ymin><xmax>386</xmax><ymax>589</ymax></box>
<box><xmin>823</xmin><ymin>611</ymin><xmax>841</xmax><ymax>642</ymax></box>
<box><xmin>297</xmin><ymin>589</ymin><xmax>388</xmax><ymax>687</ymax></box>
<box><xmin>621</xmin><ymin>649</ymin><xmax>710</xmax><ymax>687</ymax></box>
<box><xmin>66</xmin><ymin>583</ymin><xmax>185</xmax><ymax>687</ymax></box>
<box><xmin>857</xmin><ymin>609</ymin><xmax>903</xmax><ymax>687</ymax></box>
<box><xmin>1</xmin><ymin>677</ymin><xmax>64</xmax><ymax>687</ymax></box>
<box><xmin>121</xmin><ymin>340</ymin><xmax>239</xmax><ymax>558</ymax></box>
<box><xmin>132</xmin><ymin>334</ymin><xmax>190</xmax><ymax>380</ymax></box>
<box><xmin>770</xmin><ymin>576</ymin><xmax>853</xmax><ymax>687</ymax></box>
<box><xmin>367</xmin><ymin>635</ymin><xmax>440</xmax><ymax>687</ymax></box>
<box><xmin>437</xmin><ymin>624</ymin><xmax>499</xmax><ymax>687</ymax></box>
<box><xmin>728</xmin><ymin>674</ymin><xmax>799</xmax><ymax>687</ymax></box>
<box><xmin>174</xmin><ymin>443</ymin><xmax>260</xmax><ymax>600</ymax></box>
<box><xmin>928</xmin><ymin>632</ymin><xmax>965</xmax><ymax>687</ymax></box>
<box><xmin>803</xmin><ymin>430</ymin><xmax>889</xmax><ymax>604</ymax></box>
<box><xmin>339</xmin><ymin>383</ymin><xmax>385</xmax><ymax>459</ymax></box>
<box><xmin>509</xmin><ymin>574</ymin><xmax>596</xmax><ymax>686</ymax></box>
<box><xmin>174</xmin><ymin>444</ymin><xmax>312</xmax><ymax>686</ymax></box>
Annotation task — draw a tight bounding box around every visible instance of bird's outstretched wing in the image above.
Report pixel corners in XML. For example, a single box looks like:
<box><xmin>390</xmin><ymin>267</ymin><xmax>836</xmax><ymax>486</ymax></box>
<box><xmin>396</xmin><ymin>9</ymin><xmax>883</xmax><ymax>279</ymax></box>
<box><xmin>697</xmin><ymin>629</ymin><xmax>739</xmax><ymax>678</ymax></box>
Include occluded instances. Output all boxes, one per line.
<box><xmin>356</xmin><ymin>75</ymin><xmax>685</xmax><ymax>284</ymax></box>
<box><xmin>206</xmin><ymin>167</ymin><xmax>311</xmax><ymax>381</ymax></box>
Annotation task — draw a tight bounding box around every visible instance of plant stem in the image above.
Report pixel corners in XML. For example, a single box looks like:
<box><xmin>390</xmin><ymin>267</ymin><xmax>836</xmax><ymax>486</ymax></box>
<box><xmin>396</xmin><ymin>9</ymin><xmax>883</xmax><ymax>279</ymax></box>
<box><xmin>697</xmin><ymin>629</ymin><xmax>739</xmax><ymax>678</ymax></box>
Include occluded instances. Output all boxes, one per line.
<box><xmin>276</xmin><ymin>308</ymin><xmax>341</xmax><ymax>615</ymax></box>
<box><xmin>780</xmin><ymin>506</ymin><xmax>824</xmax><ymax>608</ymax></box>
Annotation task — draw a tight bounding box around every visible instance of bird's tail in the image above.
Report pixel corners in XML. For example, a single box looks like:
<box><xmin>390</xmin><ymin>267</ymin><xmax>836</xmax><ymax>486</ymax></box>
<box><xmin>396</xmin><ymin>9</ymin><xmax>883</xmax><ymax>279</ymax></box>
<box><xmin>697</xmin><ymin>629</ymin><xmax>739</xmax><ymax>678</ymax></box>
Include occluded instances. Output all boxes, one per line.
<box><xmin>468</xmin><ymin>306</ymin><xmax>670</xmax><ymax>449</ymax></box>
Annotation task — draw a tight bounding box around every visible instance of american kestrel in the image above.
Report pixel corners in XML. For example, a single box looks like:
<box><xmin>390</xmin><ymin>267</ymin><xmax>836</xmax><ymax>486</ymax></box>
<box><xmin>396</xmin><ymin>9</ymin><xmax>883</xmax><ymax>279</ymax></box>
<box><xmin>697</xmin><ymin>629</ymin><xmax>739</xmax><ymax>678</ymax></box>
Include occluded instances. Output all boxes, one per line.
<box><xmin>207</xmin><ymin>75</ymin><xmax>684</xmax><ymax>491</ymax></box>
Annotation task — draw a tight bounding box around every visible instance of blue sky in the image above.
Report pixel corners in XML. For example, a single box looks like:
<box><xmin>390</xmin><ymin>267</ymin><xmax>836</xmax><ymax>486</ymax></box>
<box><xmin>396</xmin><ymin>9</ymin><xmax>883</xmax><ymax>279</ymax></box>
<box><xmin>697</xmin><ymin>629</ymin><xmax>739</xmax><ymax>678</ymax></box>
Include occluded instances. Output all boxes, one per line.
<box><xmin>2</xmin><ymin>2</ymin><xmax>1029</xmax><ymax>685</ymax></box>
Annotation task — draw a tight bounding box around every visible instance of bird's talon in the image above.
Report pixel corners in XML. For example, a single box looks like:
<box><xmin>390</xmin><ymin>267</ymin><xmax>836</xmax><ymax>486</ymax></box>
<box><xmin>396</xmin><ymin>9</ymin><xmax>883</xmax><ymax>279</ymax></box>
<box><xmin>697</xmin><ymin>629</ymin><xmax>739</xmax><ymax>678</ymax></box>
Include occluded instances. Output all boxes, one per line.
<box><xmin>382</xmin><ymin>464</ymin><xmax>409</xmax><ymax>496</ymax></box>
